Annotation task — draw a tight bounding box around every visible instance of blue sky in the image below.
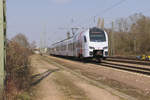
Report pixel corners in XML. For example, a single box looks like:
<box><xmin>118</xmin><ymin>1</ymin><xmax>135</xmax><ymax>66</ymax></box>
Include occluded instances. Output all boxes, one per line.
<box><xmin>7</xmin><ymin>0</ymin><xmax>150</xmax><ymax>46</ymax></box>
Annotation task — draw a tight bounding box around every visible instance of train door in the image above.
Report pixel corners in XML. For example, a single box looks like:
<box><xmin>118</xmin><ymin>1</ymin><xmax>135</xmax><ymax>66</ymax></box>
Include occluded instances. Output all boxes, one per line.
<box><xmin>83</xmin><ymin>35</ymin><xmax>88</xmax><ymax>57</ymax></box>
<box><xmin>73</xmin><ymin>42</ymin><xmax>75</xmax><ymax>57</ymax></box>
<box><xmin>76</xmin><ymin>31</ymin><xmax>84</xmax><ymax>58</ymax></box>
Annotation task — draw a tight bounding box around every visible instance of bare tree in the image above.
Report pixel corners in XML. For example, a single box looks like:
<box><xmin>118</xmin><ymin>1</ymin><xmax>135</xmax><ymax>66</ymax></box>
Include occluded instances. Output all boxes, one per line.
<box><xmin>12</xmin><ymin>33</ymin><xmax>30</xmax><ymax>48</ymax></box>
<box><xmin>111</xmin><ymin>13</ymin><xmax>150</xmax><ymax>56</ymax></box>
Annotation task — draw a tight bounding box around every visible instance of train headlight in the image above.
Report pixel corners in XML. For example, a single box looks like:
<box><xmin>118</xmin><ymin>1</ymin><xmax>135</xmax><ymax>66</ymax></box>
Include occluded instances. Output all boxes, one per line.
<box><xmin>89</xmin><ymin>46</ymin><xmax>95</xmax><ymax>49</ymax></box>
<box><xmin>103</xmin><ymin>46</ymin><xmax>108</xmax><ymax>50</ymax></box>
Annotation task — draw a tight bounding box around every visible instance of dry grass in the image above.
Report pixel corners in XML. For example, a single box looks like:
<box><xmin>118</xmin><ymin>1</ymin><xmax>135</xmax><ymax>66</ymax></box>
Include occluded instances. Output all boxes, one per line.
<box><xmin>5</xmin><ymin>41</ymin><xmax>32</xmax><ymax>100</ymax></box>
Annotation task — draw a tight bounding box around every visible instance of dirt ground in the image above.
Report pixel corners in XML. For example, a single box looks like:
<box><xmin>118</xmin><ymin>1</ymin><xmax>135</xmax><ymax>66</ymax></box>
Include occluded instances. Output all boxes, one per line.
<box><xmin>30</xmin><ymin>55</ymin><xmax>123</xmax><ymax>100</ymax></box>
<box><xmin>43</xmin><ymin>55</ymin><xmax>150</xmax><ymax>100</ymax></box>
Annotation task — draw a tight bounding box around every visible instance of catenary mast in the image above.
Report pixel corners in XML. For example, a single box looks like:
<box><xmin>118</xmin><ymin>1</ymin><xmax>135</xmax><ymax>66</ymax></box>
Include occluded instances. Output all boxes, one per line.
<box><xmin>0</xmin><ymin>0</ymin><xmax>6</xmax><ymax>99</ymax></box>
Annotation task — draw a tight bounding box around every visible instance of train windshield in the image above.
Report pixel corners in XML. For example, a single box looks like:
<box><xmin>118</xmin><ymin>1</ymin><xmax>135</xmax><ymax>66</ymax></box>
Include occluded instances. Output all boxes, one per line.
<box><xmin>89</xmin><ymin>28</ymin><xmax>106</xmax><ymax>42</ymax></box>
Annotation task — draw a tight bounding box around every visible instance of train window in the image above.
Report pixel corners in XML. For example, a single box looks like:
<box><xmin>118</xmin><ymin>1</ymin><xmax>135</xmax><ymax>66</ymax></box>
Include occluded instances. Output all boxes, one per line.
<box><xmin>69</xmin><ymin>43</ymin><xmax>73</xmax><ymax>51</ymax></box>
<box><xmin>84</xmin><ymin>36</ymin><xmax>87</xmax><ymax>43</ymax></box>
<box><xmin>89</xmin><ymin>28</ymin><xmax>106</xmax><ymax>42</ymax></box>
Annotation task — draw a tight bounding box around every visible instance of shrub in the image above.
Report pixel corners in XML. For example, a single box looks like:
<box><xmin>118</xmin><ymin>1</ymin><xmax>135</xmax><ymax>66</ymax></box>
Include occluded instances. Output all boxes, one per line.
<box><xmin>6</xmin><ymin>40</ymin><xmax>32</xmax><ymax>99</ymax></box>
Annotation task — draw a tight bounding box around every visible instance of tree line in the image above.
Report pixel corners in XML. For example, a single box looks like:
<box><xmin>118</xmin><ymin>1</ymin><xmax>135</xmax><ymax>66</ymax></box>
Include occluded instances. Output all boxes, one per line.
<box><xmin>107</xmin><ymin>13</ymin><xmax>150</xmax><ymax>56</ymax></box>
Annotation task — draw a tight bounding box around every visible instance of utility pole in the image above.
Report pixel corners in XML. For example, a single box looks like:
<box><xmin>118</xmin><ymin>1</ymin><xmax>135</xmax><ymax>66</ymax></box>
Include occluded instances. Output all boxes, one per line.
<box><xmin>43</xmin><ymin>24</ymin><xmax>47</xmax><ymax>48</ymax></box>
<box><xmin>40</xmin><ymin>24</ymin><xmax>47</xmax><ymax>54</ymax></box>
<box><xmin>134</xmin><ymin>37</ymin><xmax>136</xmax><ymax>55</ymax></box>
<box><xmin>0</xmin><ymin>0</ymin><xmax>6</xmax><ymax>99</ymax></box>
<box><xmin>67</xmin><ymin>31</ymin><xmax>71</xmax><ymax>39</ymax></box>
<box><xmin>71</xmin><ymin>27</ymin><xmax>79</xmax><ymax>36</ymax></box>
<box><xmin>97</xmin><ymin>17</ymin><xmax>104</xmax><ymax>29</ymax></box>
<box><xmin>101</xmin><ymin>18</ymin><xmax>104</xmax><ymax>29</ymax></box>
<box><xmin>40</xmin><ymin>32</ymin><xmax>42</xmax><ymax>54</ymax></box>
<box><xmin>111</xmin><ymin>21</ymin><xmax>114</xmax><ymax>56</ymax></box>
<box><xmin>94</xmin><ymin>16</ymin><xmax>96</xmax><ymax>25</ymax></box>
<box><xmin>97</xmin><ymin>17</ymin><xmax>101</xmax><ymax>28</ymax></box>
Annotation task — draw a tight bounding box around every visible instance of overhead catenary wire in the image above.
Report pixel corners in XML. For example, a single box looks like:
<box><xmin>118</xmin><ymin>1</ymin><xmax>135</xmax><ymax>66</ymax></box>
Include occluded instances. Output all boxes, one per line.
<box><xmin>75</xmin><ymin>0</ymin><xmax>127</xmax><ymax>28</ymax></box>
<box><xmin>57</xmin><ymin>0</ymin><xmax>127</xmax><ymax>34</ymax></box>
<box><xmin>56</xmin><ymin>0</ymin><xmax>127</xmax><ymax>40</ymax></box>
<box><xmin>92</xmin><ymin>0</ymin><xmax>126</xmax><ymax>27</ymax></box>
<box><xmin>95</xmin><ymin>0</ymin><xmax>126</xmax><ymax>17</ymax></box>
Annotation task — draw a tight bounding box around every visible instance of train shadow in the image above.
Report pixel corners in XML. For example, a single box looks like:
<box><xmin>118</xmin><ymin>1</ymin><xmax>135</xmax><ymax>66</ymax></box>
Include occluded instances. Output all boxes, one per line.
<box><xmin>30</xmin><ymin>69</ymin><xmax>59</xmax><ymax>86</ymax></box>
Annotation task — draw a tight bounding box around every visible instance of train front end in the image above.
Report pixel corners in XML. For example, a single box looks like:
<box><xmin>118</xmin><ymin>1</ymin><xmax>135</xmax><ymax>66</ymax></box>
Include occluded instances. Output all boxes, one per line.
<box><xmin>84</xmin><ymin>27</ymin><xmax>108</xmax><ymax>60</ymax></box>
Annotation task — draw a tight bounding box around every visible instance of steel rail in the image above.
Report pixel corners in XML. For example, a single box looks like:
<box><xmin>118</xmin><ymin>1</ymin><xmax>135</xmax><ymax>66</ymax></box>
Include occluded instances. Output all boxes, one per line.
<box><xmin>105</xmin><ymin>58</ymin><xmax>150</xmax><ymax>66</ymax></box>
<box><xmin>98</xmin><ymin>61</ymin><xmax>150</xmax><ymax>76</ymax></box>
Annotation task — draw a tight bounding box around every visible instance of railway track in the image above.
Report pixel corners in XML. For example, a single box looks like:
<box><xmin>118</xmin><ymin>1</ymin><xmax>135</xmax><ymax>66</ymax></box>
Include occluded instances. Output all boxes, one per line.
<box><xmin>65</xmin><ymin>57</ymin><xmax>150</xmax><ymax>76</ymax></box>
<box><xmin>47</xmin><ymin>55</ymin><xmax>150</xmax><ymax>76</ymax></box>
<box><xmin>105</xmin><ymin>57</ymin><xmax>150</xmax><ymax>66</ymax></box>
<box><xmin>49</xmin><ymin>55</ymin><xmax>150</xmax><ymax>76</ymax></box>
<box><xmin>99</xmin><ymin>57</ymin><xmax>150</xmax><ymax>76</ymax></box>
<box><xmin>100</xmin><ymin>60</ymin><xmax>150</xmax><ymax>76</ymax></box>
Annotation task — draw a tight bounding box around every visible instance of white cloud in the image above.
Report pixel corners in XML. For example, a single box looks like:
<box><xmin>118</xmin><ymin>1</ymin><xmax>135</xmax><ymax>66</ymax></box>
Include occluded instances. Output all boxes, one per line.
<box><xmin>51</xmin><ymin>0</ymin><xmax>72</xmax><ymax>4</ymax></box>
